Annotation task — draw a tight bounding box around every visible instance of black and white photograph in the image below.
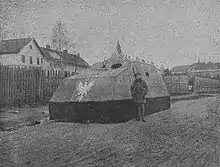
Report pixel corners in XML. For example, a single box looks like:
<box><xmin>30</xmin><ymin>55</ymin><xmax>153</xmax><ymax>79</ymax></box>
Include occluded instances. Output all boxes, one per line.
<box><xmin>1</xmin><ymin>0</ymin><xmax>220</xmax><ymax>166</ymax></box>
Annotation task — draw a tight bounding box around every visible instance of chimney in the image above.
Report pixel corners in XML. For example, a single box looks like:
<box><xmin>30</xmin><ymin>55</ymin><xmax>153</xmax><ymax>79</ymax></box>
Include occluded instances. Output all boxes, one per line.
<box><xmin>46</xmin><ymin>45</ymin><xmax>50</xmax><ymax>49</ymax></box>
<box><xmin>63</xmin><ymin>49</ymin><xmax>68</xmax><ymax>54</ymax></box>
<box><xmin>77</xmin><ymin>53</ymin><xmax>80</xmax><ymax>57</ymax></box>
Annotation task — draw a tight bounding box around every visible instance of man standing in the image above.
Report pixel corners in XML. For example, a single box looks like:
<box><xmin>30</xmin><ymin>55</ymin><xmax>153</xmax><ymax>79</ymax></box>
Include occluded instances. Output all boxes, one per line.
<box><xmin>130</xmin><ymin>72</ymin><xmax>148</xmax><ymax>122</ymax></box>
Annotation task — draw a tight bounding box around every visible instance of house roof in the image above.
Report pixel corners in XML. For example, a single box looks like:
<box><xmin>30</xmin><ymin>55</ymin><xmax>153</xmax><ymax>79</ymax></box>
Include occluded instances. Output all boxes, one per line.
<box><xmin>41</xmin><ymin>47</ymin><xmax>90</xmax><ymax>68</ymax></box>
<box><xmin>0</xmin><ymin>38</ymin><xmax>32</xmax><ymax>54</ymax></box>
<box><xmin>189</xmin><ymin>62</ymin><xmax>219</xmax><ymax>71</ymax></box>
<box><xmin>41</xmin><ymin>47</ymin><xmax>61</xmax><ymax>60</ymax></box>
<box><xmin>171</xmin><ymin>62</ymin><xmax>220</xmax><ymax>73</ymax></box>
<box><xmin>171</xmin><ymin>65</ymin><xmax>191</xmax><ymax>73</ymax></box>
<box><xmin>40</xmin><ymin>47</ymin><xmax>62</xmax><ymax>68</ymax></box>
<box><xmin>0</xmin><ymin>38</ymin><xmax>47</xmax><ymax>59</ymax></box>
<box><xmin>58</xmin><ymin>51</ymin><xmax>90</xmax><ymax>68</ymax></box>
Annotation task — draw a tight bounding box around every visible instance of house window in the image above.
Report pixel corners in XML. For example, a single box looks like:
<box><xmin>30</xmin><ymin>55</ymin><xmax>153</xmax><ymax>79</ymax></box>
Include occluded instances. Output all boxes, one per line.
<box><xmin>41</xmin><ymin>58</ymin><xmax>43</xmax><ymax>64</ymax></box>
<box><xmin>30</xmin><ymin>45</ymin><xmax>32</xmax><ymax>49</ymax></box>
<box><xmin>37</xmin><ymin>58</ymin><xmax>40</xmax><ymax>65</ymax></box>
<box><xmin>21</xmin><ymin>55</ymin><xmax>25</xmax><ymax>63</ymax></box>
<box><xmin>30</xmin><ymin>56</ymin><xmax>33</xmax><ymax>64</ymax></box>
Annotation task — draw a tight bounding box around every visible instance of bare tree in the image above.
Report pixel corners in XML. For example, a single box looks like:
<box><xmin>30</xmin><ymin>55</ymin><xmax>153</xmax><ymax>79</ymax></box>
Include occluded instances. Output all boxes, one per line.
<box><xmin>51</xmin><ymin>20</ymin><xmax>70</xmax><ymax>52</ymax></box>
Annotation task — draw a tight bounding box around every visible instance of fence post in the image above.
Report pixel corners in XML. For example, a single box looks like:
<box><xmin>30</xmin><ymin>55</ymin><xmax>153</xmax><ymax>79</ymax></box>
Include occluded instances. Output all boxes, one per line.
<box><xmin>9</xmin><ymin>67</ymin><xmax>13</xmax><ymax>105</ymax></box>
<box><xmin>6</xmin><ymin>66</ymin><xmax>9</xmax><ymax>105</ymax></box>
<box><xmin>179</xmin><ymin>76</ymin><xmax>181</xmax><ymax>94</ymax></box>
<box><xmin>2</xmin><ymin>66</ymin><xmax>5</xmax><ymax>106</ymax></box>
<box><xmin>194</xmin><ymin>76</ymin><xmax>197</xmax><ymax>93</ymax></box>
<box><xmin>0</xmin><ymin>64</ymin><xmax>2</xmax><ymax>106</ymax></box>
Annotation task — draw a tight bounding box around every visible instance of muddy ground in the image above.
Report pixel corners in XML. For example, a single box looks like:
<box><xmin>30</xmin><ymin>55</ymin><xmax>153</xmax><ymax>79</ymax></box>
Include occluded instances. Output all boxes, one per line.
<box><xmin>1</xmin><ymin>95</ymin><xmax>220</xmax><ymax>167</ymax></box>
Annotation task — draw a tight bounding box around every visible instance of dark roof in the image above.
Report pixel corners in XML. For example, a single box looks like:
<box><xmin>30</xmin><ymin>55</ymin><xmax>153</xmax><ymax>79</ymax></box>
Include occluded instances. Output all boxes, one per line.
<box><xmin>41</xmin><ymin>47</ymin><xmax>90</xmax><ymax>68</ymax></box>
<box><xmin>171</xmin><ymin>62</ymin><xmax>220</xmax><ymax>73</ymax></box>
<box><xmin>40</xmin><ymin>47</ymin><xmax>62</xmax><ymax>68</ymax></box>
<box><xmin>41</xmin><ymin>47</ymin><xmax>60</xmax><ymax>60</ymax></box>
<box><xmin>0</xmin><ymin>38</ymin><xmax>32</xmax><ymax>54</ymax></box>
<box><xmin>171</xmin><ymin>65</ymin><xmax>191</xmax><ymax>73</ymax></box>
<box><xmin>57</xmin><ymin>51</ymin><xmax>90</xmax><ymax>67</ymax></box>
<box><xmin>189</xmin><ymin>62</ymin><xmax>219</xmax><ymax>71</ymax></box>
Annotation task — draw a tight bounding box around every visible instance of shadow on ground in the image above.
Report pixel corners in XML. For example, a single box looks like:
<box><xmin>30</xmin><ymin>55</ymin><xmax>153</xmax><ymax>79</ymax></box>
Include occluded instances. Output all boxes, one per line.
<box><xmin>52</xmin><ymin>116</ymin><xmax>135</xmax><ymax>124</ymax></box>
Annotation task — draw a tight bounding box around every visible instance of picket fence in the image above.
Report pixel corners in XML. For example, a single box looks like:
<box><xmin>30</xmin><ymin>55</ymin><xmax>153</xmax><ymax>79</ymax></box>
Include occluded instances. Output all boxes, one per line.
<box><xmin>0</xmin><ymin>65</ymin><xmax>71</xmax><ymax>106</ymax></box>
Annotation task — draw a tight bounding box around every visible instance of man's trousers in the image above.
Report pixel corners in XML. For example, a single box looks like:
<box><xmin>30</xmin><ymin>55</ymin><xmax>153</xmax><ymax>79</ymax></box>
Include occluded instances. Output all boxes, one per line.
<box><xmin>137</xmin><ymin>103</ymin><xmax>146</xmax><ymax>121</ymax></box>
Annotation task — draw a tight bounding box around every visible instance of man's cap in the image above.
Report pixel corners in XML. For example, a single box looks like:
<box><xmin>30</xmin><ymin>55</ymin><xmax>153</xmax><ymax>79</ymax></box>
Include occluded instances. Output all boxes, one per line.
<box><xmin>135</xmin><ymin>72</ymin><xmax>141</xmax><ymax>77</ymax></box>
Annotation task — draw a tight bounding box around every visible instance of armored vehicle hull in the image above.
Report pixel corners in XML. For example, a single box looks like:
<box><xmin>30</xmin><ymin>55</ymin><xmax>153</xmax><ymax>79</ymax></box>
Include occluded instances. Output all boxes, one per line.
<box><xmin>49</xmin><ymin>61</ymin><xmax>171</xmax><ymax>123</ymax></box>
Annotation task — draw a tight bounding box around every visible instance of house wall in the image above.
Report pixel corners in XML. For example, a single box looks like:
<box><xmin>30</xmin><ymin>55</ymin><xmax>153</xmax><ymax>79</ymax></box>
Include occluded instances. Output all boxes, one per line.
<box><xmin>0</xmin><ymin>40</ymin><xmax>50</xmax><ymax>68</ymax></box>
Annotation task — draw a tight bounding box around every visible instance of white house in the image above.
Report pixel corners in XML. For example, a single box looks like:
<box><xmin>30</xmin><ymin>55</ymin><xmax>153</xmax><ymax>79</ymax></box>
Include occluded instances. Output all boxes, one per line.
<box><xmin>0</xmin><ymin>38</ymin><xmax>90</xmax><ymax>74</ymax></box>
<box><xmin>0</xmin><ymin>38</ymin><xmax>49</xmax><ymax>68</ymax></box>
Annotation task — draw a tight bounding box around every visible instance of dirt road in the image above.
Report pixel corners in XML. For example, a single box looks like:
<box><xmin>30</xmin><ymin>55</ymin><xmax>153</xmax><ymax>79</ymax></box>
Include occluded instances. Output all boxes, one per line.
<box><xmin>1</xmin><ymin>97</ymin><xmax>220</xmax><ymax>167</ymax></box>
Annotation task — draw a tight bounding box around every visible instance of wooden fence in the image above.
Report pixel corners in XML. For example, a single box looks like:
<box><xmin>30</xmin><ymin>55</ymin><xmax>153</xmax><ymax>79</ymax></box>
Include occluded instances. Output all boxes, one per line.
<box><xmin>0</xmin><ymin>65</ymin><xmax>70</xmax><ymax>106</ymax></box>
<box><xmin>163</xmin><ymin>75</ymin><xmax>220</xmax><ymax>95</ymax></box>
<box><xmin>163</xmin><ymin>75</ymin><xmax>190</xmax><ymax>95</ymax></box>
<box><xmin>194</xmin><ymin>76</ymin><xmax>220</xmax><ymax>93</ymax></box>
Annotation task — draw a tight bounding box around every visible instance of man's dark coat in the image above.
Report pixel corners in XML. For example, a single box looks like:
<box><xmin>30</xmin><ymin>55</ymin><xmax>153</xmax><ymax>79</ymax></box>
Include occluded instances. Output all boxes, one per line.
<box><xmin>130</xmin><ymin>78</ymin><xmax>148</xmax><ymax>103</ymax></box>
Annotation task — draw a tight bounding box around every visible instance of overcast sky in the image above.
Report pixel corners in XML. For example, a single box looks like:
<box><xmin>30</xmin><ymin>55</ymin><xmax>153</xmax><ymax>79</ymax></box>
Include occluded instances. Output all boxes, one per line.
<box><xmin>2</xmin><ymin>0</ymin><xmax>220</xmax><ymax>68</ymax></box>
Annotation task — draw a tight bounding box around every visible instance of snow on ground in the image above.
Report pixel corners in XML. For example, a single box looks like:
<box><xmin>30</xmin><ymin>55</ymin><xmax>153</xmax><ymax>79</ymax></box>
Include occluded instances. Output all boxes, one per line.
<box><xmin>1</xmin><ymin>97</ymin><xmax>220</xmax><ymax>167</ymax></box>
